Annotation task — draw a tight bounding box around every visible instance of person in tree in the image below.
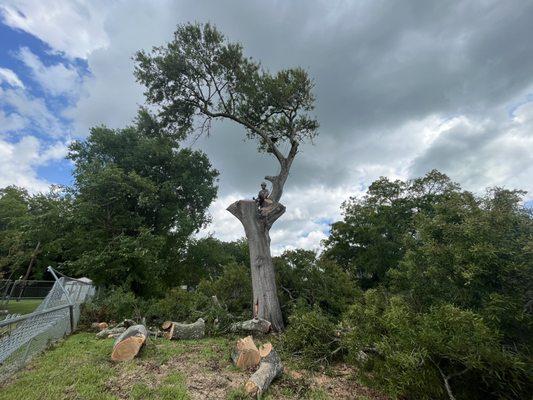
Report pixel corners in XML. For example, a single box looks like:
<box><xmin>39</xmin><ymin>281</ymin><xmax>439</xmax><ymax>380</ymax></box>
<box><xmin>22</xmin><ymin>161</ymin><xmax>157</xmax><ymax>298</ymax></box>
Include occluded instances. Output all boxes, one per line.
<box><xmin>254</xmin><ymin>182</ymin><xmax>270</xmax><ymax>208</ymax></box>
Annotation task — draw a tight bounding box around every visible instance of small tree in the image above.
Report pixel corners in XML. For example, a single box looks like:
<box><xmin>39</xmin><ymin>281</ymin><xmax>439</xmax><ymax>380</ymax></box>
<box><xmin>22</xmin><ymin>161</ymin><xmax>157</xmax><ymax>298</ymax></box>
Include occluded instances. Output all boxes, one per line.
<box><xmin>135</xmin><ymin>23</ymin><xmax>319</xmax><ymax>331</ymax></box>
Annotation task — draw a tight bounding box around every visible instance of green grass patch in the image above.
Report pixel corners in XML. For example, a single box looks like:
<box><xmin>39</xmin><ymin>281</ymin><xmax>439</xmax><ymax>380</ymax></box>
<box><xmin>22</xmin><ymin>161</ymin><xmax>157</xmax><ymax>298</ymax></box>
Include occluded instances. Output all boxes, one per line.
<box><xmin>1</xmin><ymin>299</ymin><xmax>42</xmax><ymax>315</ymax></box>
<box><xmin>0</xmin><ymin>333</ymin><xmax>115</xmax><ymax>400</ymax></box>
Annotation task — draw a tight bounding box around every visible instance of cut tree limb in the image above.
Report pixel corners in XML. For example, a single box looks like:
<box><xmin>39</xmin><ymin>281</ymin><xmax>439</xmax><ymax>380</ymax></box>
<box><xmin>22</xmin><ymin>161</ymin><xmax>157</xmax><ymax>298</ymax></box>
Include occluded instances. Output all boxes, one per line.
<box><xmin>230</xmin><ymin>318</ymin><xmax>272</xmax><ymax>335</ymax></box>
<box><xmin>244</xmin><ymin>348</ymin><xmax>283</xmax><ymax>397</ymax></box>
<box><xmin>96</xmin><ymin>326</ymin><xmax>126</xmax><ymax>339</ymax></box>
<box><xmin>231</xmin><ymin>336</ymin><xmax>261</xmax><ymax>369</ymax></box>
<box><xmin>111</xmin><ymin>324</ymin><xmax>148</xmax><ymax>361</ymax></box>
<box><xmin>162</xmin><ymin>318</ymin><xmax>205</xmax><ymax>340</ymax></box>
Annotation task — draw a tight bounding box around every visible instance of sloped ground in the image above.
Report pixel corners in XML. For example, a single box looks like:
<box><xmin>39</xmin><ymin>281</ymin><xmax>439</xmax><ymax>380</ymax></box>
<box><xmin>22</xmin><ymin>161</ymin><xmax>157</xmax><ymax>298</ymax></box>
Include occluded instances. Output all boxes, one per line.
<box><xmin>0</xmin><ymin>332</ymin><xmax>387</xmax><ymax>400</ymax></box>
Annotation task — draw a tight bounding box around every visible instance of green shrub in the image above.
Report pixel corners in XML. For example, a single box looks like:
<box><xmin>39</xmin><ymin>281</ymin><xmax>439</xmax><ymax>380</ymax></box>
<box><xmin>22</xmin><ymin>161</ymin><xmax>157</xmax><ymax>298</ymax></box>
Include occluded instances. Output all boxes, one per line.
<box><xmin>197</xmin><ymin>262</ymin><xmax>251</xmax><ymax>316</ymax></box>
<box><xmin>282</xmin><ymin>305</ymin><xmax>339</xmax><ymax>368</ymax></box>
<box><xmin>341</xmin><ymin>290</ymin><xmax>530</xmax><ymax>400</ymax></box>
<box><xmin>275</xmin><ymin>249</ymin><xmax>358</xmax><ymax>322</ymax></box>
<box><xmin>144</xmin><ymin>287</ymin><xmax>204</xmax><ymax>323</ymax></box>
<box><xmin>80</xmin><ymin>286</ymin><xmax>142</xmax><ymax>325</ymax></box>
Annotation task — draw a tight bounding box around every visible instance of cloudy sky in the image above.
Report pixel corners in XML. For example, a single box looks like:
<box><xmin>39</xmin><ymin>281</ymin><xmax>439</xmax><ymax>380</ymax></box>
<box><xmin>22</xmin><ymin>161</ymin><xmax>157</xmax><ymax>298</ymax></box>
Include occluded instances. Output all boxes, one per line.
<box><xmin>1</xmin><ymin>0</ymin><xmax>532</xmax><ymax>254</ymax></box>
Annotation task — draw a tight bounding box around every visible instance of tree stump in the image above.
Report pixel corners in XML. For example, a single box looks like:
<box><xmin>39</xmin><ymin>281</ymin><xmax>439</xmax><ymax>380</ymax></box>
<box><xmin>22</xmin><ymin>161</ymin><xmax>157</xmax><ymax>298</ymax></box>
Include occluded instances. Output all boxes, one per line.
<box><xmin>162</xmin><ymin>318</ymin><xmax>205</xmax><ymax>340</ymax></box>
<box><xmin>111</xmin><ymin>324</ymin><xmax>148</xmax><ymax>361</ymax></box>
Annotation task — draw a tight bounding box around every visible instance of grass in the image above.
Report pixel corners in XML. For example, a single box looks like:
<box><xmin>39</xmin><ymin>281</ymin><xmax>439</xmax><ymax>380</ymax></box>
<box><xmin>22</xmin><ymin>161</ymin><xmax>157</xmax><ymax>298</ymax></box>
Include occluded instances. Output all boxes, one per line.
<box><xmin>1</xmin><ymin>299</ymin><xmax>42</xmax><ymax>315</ymax></box>
<box><xmin>0</xmin><ymin>332</ymin><xmax>385</xmax><ymax>400</ymax></box>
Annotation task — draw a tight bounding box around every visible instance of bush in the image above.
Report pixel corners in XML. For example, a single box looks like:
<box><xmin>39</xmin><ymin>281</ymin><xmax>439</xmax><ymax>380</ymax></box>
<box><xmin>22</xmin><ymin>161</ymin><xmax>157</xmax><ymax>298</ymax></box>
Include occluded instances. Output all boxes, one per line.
<box><xmin>80</xmin><ymin>287</ymin><xmax>142</xmax><ymax>325</ymax></box>
<box><xmin>282</xmin><ymin>305</ymin><xmax>339</xmax><ymax>368</ymax></box>
<box><xmin>275</xmin><ymin>250</ymin><xmax>358</xmax><ymax>322</ymax></box>
<box><xmin>144</xmin><ymin>287</ymin><xmax>205</xmax><ymax>323</ymax></box>
<box><xmin>341</xmin><ymin>290</ymin><xmax>531</xmax><ymax>400</ymax></box>
<box><xmin>197</xmin><ymin>262</ymin><xmax>252</xmax><ymax>316</ymax></box>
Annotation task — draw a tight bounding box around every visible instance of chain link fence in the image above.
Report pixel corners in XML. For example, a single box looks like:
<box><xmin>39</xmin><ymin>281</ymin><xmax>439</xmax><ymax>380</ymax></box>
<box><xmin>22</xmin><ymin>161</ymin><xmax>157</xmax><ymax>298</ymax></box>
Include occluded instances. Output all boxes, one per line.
<box><xmin>1</xmin><ymin>279</ymin><xmax>55</xmax><ymax>303</ymax></box>
<box><xmin>0</xmin><ymin>267</ymin><xmax>95</xmax><ymax>382</ymax></box>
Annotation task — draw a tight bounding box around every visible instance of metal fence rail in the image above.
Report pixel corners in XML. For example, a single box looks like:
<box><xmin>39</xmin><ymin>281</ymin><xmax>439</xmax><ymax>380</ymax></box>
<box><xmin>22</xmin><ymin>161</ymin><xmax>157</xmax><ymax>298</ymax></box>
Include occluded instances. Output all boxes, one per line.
<box><xmin>0</xmin><ymin>267</ymin><xmax>94</xmax><ymax>381</ymax></box>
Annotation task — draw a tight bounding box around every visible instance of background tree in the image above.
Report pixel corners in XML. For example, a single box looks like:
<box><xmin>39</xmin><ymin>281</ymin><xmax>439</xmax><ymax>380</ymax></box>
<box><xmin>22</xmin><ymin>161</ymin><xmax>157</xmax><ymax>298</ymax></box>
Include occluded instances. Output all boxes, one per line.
<box><xmin>65</xmin><ymin>110</ymin><xmax>218</xmax><ymax>295</ymax></box>
<box><xmin>0</xmin><ymin>186</ymin><xmax>72</xmax><ymax>280</ymax></box>
<box><xmin>324</xmin><ymin>170</ymin><xmax>459</xmax><ymax>288</ymax></box>
<box><xmin>332</xmin><ymin>173</ymin><xmax>532</xmax><ymax>400</ymax></box>
<box><xmin>135</xmin><ymin>23</ymin><xmax>319</xmax><ymax>330</ymax></box>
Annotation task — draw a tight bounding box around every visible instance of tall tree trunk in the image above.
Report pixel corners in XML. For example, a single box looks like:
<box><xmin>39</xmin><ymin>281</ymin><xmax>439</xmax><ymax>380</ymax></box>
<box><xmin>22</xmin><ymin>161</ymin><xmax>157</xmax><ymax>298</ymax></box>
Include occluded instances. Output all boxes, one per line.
<box><xmin>227</xmin><ymin>200</ymin><xmax>285</xmax><ymax>332</ymax></box>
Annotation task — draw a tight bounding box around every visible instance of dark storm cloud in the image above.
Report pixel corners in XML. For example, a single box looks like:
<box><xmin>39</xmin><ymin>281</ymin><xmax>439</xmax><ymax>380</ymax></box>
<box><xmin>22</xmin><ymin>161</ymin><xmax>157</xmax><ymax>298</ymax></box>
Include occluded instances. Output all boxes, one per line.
<box><xmin>64</xmin><ymin>0</ymin><xmax>533</xmax><ymax>197</ymax></box>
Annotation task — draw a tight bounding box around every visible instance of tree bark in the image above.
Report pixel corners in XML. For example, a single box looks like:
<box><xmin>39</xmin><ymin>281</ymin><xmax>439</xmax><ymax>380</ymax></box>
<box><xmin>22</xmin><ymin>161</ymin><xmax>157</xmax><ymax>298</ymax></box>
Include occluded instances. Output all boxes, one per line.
<box><xmin>227</xmin><ymin>200</ymin><xmax>285</xmax><ymax>332</ymax></box>
<box><xmin>230</xmin><ymin>317</ymin><xmax>271</xmax><ymax>335</ymax></box>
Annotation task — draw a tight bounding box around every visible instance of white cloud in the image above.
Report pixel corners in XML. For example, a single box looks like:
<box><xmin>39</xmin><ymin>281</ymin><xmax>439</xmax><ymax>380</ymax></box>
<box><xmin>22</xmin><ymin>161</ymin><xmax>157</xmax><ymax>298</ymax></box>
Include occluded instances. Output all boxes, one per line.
<box><xmin>410</xmin><ymin>101</ymin><xmax>533</xmax><ymax>197</ymax></box>
<box><xmin>0</xmin><ymin>86</ymin><xmax>65</xmax><ymax>136</ymax></box>
<box><xmin>0</xmin><ymin>67</ymin><xmax>24</xmax><ymax>88</ymax></box>
<box><xmin>0</xmin><ymin>136</ymin><xmax>68</xmax><ymax>192</ymax></box>
<box><xmin>17</xmin><ymin>47</ymin><xmax>81</xmax><ymax>97</ymax></box>
<box><xmin>0</xmin><ymin>0</ymin><xmax>109</xmax><ymax>59</ymax></box>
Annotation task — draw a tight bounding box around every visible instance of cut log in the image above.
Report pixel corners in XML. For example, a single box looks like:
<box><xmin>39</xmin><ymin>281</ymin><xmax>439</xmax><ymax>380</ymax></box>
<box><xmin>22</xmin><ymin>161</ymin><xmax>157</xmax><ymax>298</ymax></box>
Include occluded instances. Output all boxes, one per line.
<box><xmin>231</xmin><ymin>336</ymin><xmax>261</xmax><ymax>369</ymax></box>
<box><xmin>111</xmin><ymin>324</ymin><xmax>148</xmax><ymax>361</ymax></box>
<box><xmin>244</xmin><ymin>348</ymin><xmax>283</xmax><ymax>397</ymax></box>
<box><xmin>163</xmin><ymin>318</ymin><xmax>205</xmax><ymax>340</ymax></box>
<box><xmin>91</xmin><ymin>322</ymin><xmax>108</xmax><ymax>331</ymax></box>
<box><xmin>230</xmin><ymin>318</ymin><xmax>271</xmax><ymax>335</ymax></box>
<box><xmin>96</xmin><ymin>326</ymin><xmax>126</xmax><ymax>339</ymax></box>
<box><xmin>161</xmin><ymin>320</ymin><xmax>173</xmax><ymax>330</ymax></box>
<box><xmin>259</xmin><ymin>342</ymin><xmax>273</xmax><ymax>358</ymax></box>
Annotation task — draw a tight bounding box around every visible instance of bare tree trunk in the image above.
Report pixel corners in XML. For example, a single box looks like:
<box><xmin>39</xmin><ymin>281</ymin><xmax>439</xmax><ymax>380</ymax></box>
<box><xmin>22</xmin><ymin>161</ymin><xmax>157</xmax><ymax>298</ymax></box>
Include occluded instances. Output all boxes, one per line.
<box><xmin>227</xmin><ymin>200</ymin><xmax>285</xmax><ymax>332</ymax></box>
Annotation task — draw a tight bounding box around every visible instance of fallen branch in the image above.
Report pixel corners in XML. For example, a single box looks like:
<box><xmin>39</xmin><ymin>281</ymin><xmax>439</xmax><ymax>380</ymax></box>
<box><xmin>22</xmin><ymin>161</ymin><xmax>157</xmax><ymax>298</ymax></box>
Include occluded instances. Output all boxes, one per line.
<box><xmin>91</xmin><ymin>322</ymin><xmax>109</xmax><ymax>331</ymax></box>
<box><xmin>111</xmin><ymin>324</ymin><xmax>148</xmax><ymax>361</ymax></box>
<box><xmin>96</xmin><ymin>326</ymin><xmax>126</xmax><ymax>339</ymax></box>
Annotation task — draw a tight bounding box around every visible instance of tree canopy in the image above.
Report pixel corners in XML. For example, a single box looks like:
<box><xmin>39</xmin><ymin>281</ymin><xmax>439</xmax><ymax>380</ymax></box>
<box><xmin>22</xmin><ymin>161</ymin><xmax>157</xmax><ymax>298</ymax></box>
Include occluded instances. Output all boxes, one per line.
<box><xmin>134</xmin><ymin>22</ymin><xmax>318</xmax><ymax>201</ymax></box>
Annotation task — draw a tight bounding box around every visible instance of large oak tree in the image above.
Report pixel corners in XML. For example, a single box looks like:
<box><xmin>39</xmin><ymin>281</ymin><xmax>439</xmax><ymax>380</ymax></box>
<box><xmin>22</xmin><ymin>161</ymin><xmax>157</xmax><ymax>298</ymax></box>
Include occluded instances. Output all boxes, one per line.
<box><xmin>135</xmin><ymin>23</ymin><xmax>319</xmax><ymax>331</ymax></box>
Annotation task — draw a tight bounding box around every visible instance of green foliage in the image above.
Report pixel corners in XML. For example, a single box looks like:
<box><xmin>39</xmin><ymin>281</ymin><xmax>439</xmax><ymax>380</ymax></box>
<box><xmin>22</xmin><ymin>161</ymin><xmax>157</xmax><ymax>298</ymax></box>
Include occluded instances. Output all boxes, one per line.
<box><xmin>0</xmin><ymin>186</ymin><xmax>74</xmax><ymax>278</ymax></box>
<box><xmin>343</xmin><ymin>292</ymin><xmax>530</xmax><ymax>399</ymax></box>
<box><xmin>275</xmin><ymin>249</ymin><xmax>357</xmax><ymax>321</ymax></box>
<box><xmin>81</xmin><ymin>287</ymin><xmax>140</xmax><ymax>323</ymax></box>
<box><xmin>333</xmin><ymin>173</ymin><xmax>533</xmax><ymax>399</ymax></box>
<box><xmin>60</xmin><ymin>112</ymin><xmax>218</xmax><ymax>295</ymax></box>
<box><xmin>198</xmin><ymin>262</ymin><xmax>252</xmax><ymax>316</ymax></box>
<box><xmin>282</xmin><ymin>306</ymin><xmax>339</xmax><ymax>367</ymax></box>
<box><xmin>135</xmin><ymin>23</ymin><xmax>318</xmax><ymax>152</ymax></box>
<box><xmin>324</xmin><ymin>170</ymin><xmax>459</xmax><ymax>288</ymax></box>
<box><xmin>145</xmin><ymin>288</ymin><xmax>204</xmax><ymax>324</ymax></box>
<box><xmin>171</xmin><ymin>237</ymin><xmax>249</xmax><ymax>286</ymax></box>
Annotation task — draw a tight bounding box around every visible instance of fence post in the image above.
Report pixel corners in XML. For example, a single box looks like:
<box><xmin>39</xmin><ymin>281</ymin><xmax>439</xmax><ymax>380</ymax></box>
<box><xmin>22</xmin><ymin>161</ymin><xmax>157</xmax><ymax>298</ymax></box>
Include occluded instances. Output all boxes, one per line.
<box><xmin>69</xmin><ymin>304</ymin><xmax>75</xmax><ymax>333</ymax></box>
